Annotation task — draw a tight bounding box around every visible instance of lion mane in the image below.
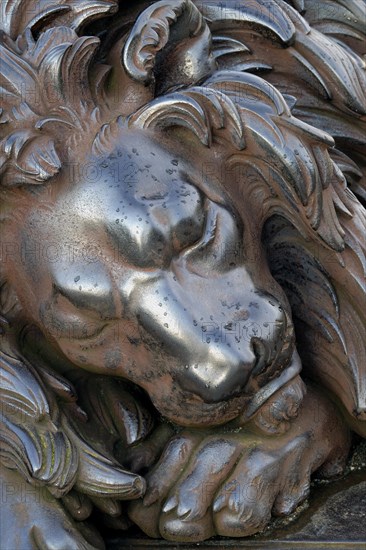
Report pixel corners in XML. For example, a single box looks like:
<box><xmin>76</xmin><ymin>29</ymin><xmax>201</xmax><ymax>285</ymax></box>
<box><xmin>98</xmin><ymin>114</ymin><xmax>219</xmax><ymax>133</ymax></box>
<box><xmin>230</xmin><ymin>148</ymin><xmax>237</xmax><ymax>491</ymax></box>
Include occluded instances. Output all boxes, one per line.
<box><xmin>0</xmin><ymin>0</ymin><xmax>365</xmax><ymax>538</ymax></box>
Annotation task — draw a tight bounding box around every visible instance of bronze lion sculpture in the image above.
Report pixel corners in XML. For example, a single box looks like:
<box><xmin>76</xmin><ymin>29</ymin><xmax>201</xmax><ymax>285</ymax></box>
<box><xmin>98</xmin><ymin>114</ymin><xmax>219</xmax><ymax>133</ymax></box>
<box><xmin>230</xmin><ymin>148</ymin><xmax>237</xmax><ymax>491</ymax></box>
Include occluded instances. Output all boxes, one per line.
<box><xmin>0</xmin><ymin>0</ymin><xmax>365</xmax><ymax>547</ymax></box>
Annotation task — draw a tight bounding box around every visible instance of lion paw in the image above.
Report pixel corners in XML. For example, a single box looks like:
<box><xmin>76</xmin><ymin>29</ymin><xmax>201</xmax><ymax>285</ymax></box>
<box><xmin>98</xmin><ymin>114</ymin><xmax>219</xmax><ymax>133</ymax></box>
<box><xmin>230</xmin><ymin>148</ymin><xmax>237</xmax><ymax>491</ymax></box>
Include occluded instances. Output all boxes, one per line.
<box><xmin>129</xmin><ymin>386</ymin><xmax>351</xmax><ymax>541</ymax></box>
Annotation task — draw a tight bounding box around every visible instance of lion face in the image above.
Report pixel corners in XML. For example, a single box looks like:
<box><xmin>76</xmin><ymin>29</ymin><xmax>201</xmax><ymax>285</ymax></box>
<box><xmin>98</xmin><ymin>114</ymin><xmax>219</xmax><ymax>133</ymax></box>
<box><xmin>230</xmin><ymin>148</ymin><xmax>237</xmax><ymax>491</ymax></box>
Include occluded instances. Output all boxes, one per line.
<box><xmin>7</xmin><ymin>129</ymin><xmax>300</xmax><ymax>427</ymax></box>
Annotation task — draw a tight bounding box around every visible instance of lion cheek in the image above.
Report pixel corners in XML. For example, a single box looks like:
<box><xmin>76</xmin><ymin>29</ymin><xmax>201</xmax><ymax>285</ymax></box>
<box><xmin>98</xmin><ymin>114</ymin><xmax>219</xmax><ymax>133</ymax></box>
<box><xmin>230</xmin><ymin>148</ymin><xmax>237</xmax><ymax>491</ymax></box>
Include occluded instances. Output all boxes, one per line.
<box><xmin>48</xmin><ymin>322</ymin><xmax>152</xmax><ymax>379</ymax></box>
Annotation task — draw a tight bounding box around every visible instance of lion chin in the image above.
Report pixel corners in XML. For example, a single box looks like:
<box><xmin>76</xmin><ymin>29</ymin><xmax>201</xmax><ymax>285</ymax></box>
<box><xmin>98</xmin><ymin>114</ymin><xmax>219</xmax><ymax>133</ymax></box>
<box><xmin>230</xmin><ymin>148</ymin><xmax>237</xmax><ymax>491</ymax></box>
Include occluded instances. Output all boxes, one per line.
<box><xmin>1</xmin><ymin>0</ymin><xmax>365</xmax><ymax>547</ymax></box>
<box><xmin>141</xmin><ymin>349</ymin><xmax>304</xmax><ymax>429</ymax></box>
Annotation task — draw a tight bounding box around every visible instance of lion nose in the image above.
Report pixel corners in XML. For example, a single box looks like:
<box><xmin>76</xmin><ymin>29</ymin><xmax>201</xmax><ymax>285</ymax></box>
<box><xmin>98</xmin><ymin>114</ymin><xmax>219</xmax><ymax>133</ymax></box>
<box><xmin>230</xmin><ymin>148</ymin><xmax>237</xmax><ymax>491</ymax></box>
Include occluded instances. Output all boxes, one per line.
<box><xmin>178</xmin><ymin>346</ymin><xmax>257</xmax><ymax>404</ymax></box>
<box><xmin>177</xmin><ymin>293</ymin><xmax>289</xmax><ymax>403</ymax></box>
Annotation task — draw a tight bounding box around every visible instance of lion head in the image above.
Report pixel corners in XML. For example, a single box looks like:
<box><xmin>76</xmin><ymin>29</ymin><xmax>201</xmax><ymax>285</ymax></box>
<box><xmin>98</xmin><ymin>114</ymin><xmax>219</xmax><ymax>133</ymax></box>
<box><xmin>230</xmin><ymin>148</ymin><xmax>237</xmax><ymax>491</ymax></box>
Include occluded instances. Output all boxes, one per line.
<box><xmin>0</xmin><ymin>0</ymin><xmax>365</xmax><ymax>534</ymax></box>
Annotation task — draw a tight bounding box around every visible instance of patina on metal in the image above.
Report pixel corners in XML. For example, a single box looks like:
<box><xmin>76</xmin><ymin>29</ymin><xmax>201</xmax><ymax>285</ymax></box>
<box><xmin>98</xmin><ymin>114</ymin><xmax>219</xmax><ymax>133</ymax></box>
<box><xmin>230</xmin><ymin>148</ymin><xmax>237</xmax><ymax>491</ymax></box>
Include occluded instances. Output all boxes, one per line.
<box><xmin>0</xmin><ymin>1</ymin><xmax>365</xmax><ymax>548</ymax></box>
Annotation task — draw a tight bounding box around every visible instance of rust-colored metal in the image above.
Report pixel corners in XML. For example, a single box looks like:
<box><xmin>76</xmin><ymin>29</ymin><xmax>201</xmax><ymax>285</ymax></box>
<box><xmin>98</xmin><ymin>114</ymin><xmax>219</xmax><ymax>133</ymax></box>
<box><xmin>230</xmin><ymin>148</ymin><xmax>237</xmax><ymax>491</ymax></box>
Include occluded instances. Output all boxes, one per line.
<box><xmin>0</xmin><ymin>1</ymin><xmax>365</xmax><ymax>547</ymax></box>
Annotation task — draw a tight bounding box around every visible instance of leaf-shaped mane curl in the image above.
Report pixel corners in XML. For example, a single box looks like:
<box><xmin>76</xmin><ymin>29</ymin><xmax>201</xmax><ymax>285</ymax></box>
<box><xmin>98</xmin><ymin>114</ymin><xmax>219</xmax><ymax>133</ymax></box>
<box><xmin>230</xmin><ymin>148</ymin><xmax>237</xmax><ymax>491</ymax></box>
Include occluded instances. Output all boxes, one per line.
<box><xmin>0</xmin><ymin>1</ymin><xmax>120</xmax><ymax>188</ymax></box>
<box><xmin>0</xmin><ymin>0</ymin><xmax>118</xmax><ymax>40</ymax></box>
<box><xmin>128</xmin><ymin>88</ymin><xmax>245</xmax><ymax>150</ymax></box>
<box><xmin>0</xmin><ymin>24</ymin><xmax>102</xmax><ymax>187</ymax></box>
<box><xmin>0</xmin><ymin>349</ymin><xmax>78</xmax><ymax>495</ymax></box>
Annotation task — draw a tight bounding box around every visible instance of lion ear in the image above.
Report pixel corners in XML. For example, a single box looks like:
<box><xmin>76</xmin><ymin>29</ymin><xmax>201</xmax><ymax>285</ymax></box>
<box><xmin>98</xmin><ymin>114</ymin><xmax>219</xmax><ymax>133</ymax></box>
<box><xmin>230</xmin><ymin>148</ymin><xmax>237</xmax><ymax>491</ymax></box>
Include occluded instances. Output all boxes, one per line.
<box><xmin>122</xmin><ymin>0</ymin><xmax>214</xmax><ymax>95</ymax></box>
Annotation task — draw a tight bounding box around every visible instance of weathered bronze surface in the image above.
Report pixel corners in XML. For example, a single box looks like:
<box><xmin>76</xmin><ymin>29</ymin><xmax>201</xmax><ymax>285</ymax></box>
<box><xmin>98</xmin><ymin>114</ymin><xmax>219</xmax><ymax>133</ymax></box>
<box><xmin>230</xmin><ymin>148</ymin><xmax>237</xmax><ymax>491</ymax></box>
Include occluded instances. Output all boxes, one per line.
<box><xmin>108</xmin><ymin>451</ymin><xmax>366</xmax><ymax>548</ymax></box>
<box><xmin>0</xmin><ymin>1</ymin><xmax>365</xmax><ymax>547</ymax></box>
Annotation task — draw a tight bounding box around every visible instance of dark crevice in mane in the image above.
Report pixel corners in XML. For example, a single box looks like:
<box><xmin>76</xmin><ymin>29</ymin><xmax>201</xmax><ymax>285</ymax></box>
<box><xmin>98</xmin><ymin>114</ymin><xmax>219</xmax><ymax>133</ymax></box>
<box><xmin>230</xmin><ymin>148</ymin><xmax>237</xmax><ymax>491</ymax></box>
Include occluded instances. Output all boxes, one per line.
<box><xmin>263</xmin><ymin>213</ymin><xmax>366</xmax><ymax>418</ymax></box>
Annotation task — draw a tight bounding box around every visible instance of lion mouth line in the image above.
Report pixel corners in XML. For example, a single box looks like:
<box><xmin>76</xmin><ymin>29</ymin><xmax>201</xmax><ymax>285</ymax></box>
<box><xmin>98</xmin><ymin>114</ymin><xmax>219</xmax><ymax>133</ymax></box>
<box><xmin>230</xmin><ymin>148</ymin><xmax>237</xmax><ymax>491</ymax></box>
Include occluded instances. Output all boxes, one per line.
<box><xmin>243</xmin><ymin>347</ymin><xmax>302</xmax><ymax>421</ymax></box>
<box><xmin>250</xmin><ymin>320</ymin><xmax>295</xmax><ymax>388</ymax></box>
<box><xmin>224</xmin><ymin>309</ymin><xmax>296</xmax><ymax>403</ymax></box>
